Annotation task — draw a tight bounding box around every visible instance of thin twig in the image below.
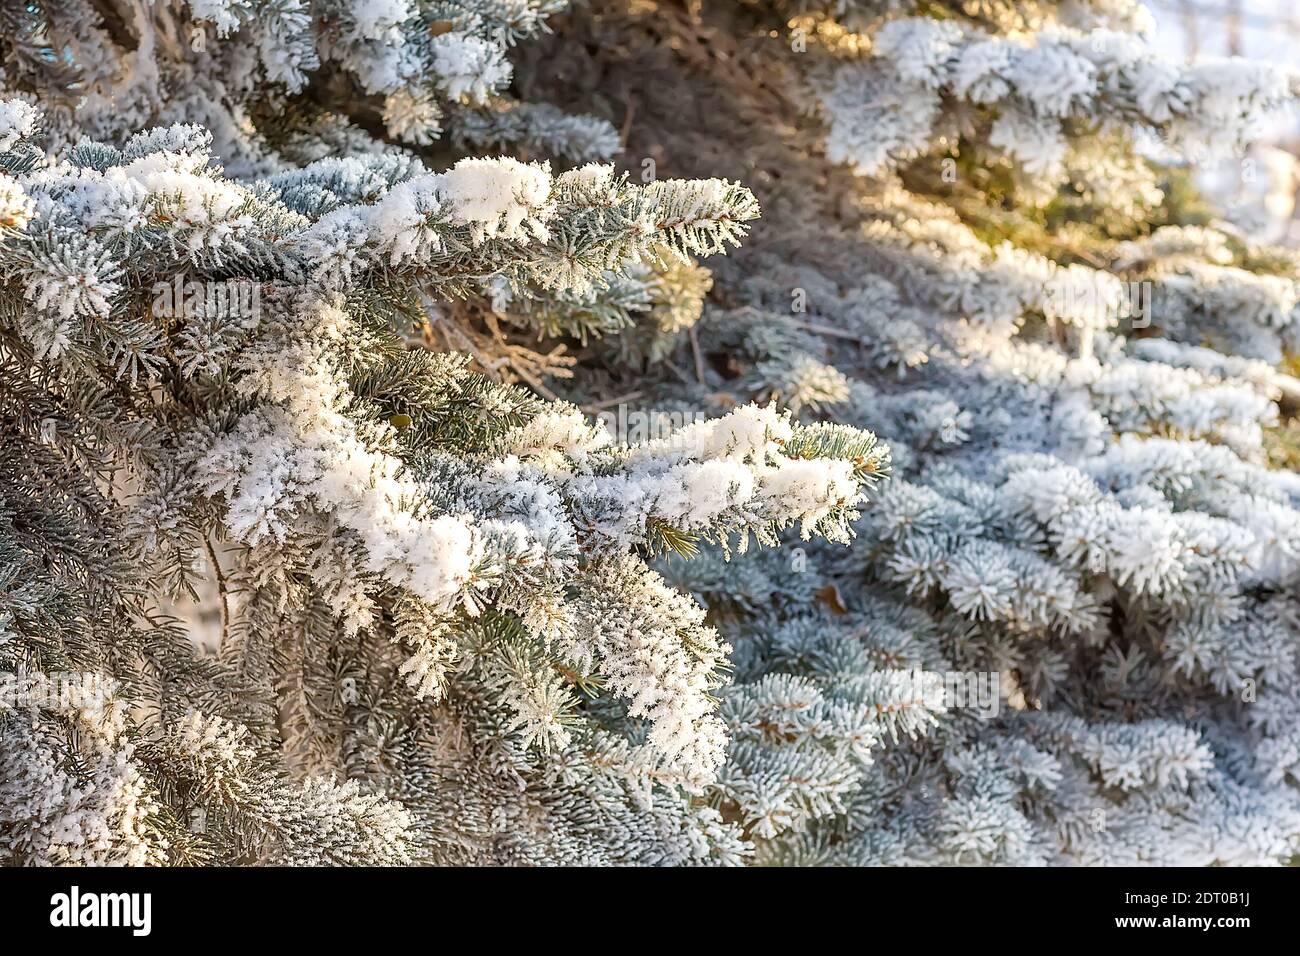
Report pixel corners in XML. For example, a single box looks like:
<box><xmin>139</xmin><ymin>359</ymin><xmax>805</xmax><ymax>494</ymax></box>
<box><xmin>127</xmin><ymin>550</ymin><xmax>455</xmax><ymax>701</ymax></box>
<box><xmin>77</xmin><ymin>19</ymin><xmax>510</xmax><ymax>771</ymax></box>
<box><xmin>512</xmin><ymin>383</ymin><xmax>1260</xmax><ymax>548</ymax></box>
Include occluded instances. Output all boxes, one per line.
<box><xmin>582</xmin><ymin>390</ymin><xmax>644</xmax><ymax>414</ymax></box>
<box><xmin>202</xmin><ymin>536</ymin><xmax>230</xmax><ymax>650</ymax></box>
<box><xmin>687</xmin><ymin>324</ymin><xmax>707</xmax><ymax>383</ymax></box>
<box><xmin>619</xmin><ymin>97</ymin><xmax>636</xmax><ymax>147</ymax></box>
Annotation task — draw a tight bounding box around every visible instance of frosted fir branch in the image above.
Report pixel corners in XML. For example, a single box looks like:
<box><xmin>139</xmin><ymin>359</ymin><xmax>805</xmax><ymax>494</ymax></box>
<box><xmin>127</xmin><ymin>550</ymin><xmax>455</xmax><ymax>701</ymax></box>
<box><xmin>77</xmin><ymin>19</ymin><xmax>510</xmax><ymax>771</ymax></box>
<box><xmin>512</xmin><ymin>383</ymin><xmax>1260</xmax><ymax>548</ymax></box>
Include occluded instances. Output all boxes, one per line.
<box><xmin>0</xmin><ymin>112</ymin><xmax>771</xmax><ymax>801</ymax></box>
<box><xmin>191</xmin><ymin>300</ymin><xmax>486</xmax><ymax>617</ymax></box>
<box><xmin>145</xmin><ymin>711</ymin><xmax>414</xmax><ymax>865</ymax></box>
<box><xmin>185</xmin><ymin>312</ymin><xmax>882</xmax><ymax>790</ymax></box>
<box><xmin>0</xmin><ymin>1</ymin><xmax>588</xmax><ymax>170</ymax></box>
<box><xmin>495</xmin><ymin>403</ymin><xmax>888</xmax><ymax>553</ymax></box>
<box><xmin>0</xmin><ymin>718</ymin><xmax>168</xmax><ymax>866</ymax></box>
<box><xmin>451</xmin><ymin>101</ymin><xmax>622</xmax><ymax>163</ymax></box>
<box><xmin>292</xmin><ymin>159</ymin><xmax>758</xmax><ymax>295</ymax></box>
<box><xmin>565</xmin><ymin>555</ymin><xmax>731</xmax><ymax>789</ymax></box>
<box><xmin>0</xmin><ymin>97</ymin><xmax>38</xmax><ymax>143</ymax></box>
<box><xmin>0</xmin><ymin>117</ymin><xmax>757</xmax><ymax>365</ymax></box>
<box><xmin>1023</xmin><ymin>713</ymin><xmax>1216</xmax><ymax>792</ymax></box>
<box><xmin>818</xmin><ymin>16</ymin><xmax>1299</xmax><ymax>180</ymax></box>
<box><xmin>718</xmin><ymin>665</ymin><xmax>948</xmax><ymax>838</ymax></box>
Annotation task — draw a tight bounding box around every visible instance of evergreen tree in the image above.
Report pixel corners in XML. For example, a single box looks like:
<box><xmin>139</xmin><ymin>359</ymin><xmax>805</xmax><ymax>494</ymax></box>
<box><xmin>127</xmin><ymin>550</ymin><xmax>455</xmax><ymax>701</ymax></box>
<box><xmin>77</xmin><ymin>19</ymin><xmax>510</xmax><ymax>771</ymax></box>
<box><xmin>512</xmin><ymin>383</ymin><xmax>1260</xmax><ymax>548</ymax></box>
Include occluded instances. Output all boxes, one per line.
<box><xmin>523</xmin><ymin>2</ymin><xmax>1300</xmax><ymax>864</ymax></box>
<box><xmin>2</xmin><ymin>0</ymin><xmax>1299</xmax><ymax>866</ymax></box>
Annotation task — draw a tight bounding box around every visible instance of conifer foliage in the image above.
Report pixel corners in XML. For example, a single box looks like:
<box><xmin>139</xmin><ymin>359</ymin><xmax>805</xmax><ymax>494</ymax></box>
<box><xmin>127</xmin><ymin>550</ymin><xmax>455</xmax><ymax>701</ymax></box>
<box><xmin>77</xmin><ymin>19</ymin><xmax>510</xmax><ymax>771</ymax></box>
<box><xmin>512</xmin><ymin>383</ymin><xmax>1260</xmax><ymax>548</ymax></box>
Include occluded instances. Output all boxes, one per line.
<box><xmin>2</xmin><ymin>0</ymin><xmax>1300</xmax><ymax>866</ymax></box>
